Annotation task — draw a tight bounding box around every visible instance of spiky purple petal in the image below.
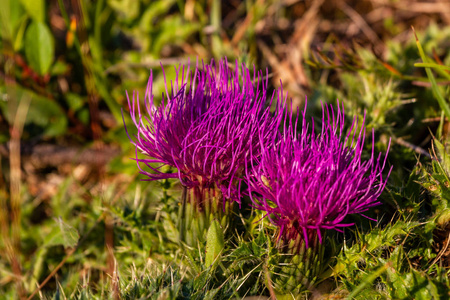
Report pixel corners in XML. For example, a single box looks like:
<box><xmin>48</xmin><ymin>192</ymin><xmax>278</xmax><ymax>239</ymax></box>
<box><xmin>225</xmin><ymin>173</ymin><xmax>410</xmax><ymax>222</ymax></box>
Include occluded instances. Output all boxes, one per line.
<box><xmin>125</xmin><ymin>59</ymin><xmax>284</xmax><ymax>203</ymax></box>
<box><xmin>246</xmin><ymin>101</ymin><xmax>391</xmax><ymax>248</ymax></box>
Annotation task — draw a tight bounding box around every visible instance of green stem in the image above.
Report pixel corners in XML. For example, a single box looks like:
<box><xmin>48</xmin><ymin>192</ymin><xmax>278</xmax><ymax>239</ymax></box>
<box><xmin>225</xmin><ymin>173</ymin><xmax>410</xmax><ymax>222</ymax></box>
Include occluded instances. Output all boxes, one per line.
<box><xmin>211</xmin><ymin>0</ymin><xmax>222</xmax><ymax>57</ymax></box>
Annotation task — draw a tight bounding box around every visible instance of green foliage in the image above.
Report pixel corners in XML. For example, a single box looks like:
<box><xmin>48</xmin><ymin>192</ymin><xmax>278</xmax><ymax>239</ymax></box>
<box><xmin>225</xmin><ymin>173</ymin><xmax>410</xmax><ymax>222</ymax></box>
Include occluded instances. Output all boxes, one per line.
<box><xmin>420</xmin><ymin>139</ymin><xmax>450</xmax><ymax>230</ymax></box>
<box><xmin>2</xmin><ymin>1</ymin><xmax>450</xmax><ymax>299</ymax></box>
<box><xmin>224</xmin><ymin>221</ymin><xmax>271</xmax><ymax>296</ymax></box>
<box><xmin>205</xmin><ymin>220</ymin><xmax>225</xmax><ymax>267</ymax></box>
<box><xmin>24</xmin><ymin>21</ymin><xmax>54</xmax><ymax>75</ymax></box>
<box><xmin>0</xmin><ymin>0</ymin><xmax>27</xmax><ymax>49</ymax></box>
<box><xmin>0</xmin><ymin>86</ymin><xmax>67</xmax><ymax>137</ymax></box>
<box><xmin>119</xmin><ymin>264</ymin><xmax>185</xmax><ymax>299</ymax></box>
<box><xmin>44</xmin><ymin>218</ymin><xmax>80</xmax><ymax>248</ymax></box>
<box><xmin>414</xmin><ymin>29</ymin><xmax>450</xmax><ymax>122</ymax></box>
<box><xmin>334</xmin><ymin>219</ymin><xmax>449</xmax><ymax>299</ymax></box>
<box><xmin>19</xmin><ymin>0</ymin><xmax>45</xmax><ymax>23</ymax></box>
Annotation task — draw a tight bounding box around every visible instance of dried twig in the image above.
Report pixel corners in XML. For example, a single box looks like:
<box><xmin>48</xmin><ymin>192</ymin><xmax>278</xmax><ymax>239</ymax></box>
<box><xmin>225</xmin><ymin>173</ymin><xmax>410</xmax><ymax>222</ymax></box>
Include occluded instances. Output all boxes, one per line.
<box><xmin>0</xmin><ymin>143</ymin><xmax>120</xmax><ymax>168</ymax></box>
<box><xmin>394</xmin><ymin>137</ymin><xmax>431</xmax><ymax>158</ymax></box>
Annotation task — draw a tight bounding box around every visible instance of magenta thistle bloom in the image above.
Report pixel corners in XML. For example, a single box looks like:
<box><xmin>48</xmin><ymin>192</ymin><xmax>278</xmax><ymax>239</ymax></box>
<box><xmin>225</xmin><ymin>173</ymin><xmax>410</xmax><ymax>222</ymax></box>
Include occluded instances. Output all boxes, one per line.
<box><xmin>125</xmin><ymin>59</ymin><xmax>284</xmax><ymax>204</ymax></box>
<box><xmin>246</xmin><ymin>101</ymin><xmax>391</xmax><ymax>249</ymax></box>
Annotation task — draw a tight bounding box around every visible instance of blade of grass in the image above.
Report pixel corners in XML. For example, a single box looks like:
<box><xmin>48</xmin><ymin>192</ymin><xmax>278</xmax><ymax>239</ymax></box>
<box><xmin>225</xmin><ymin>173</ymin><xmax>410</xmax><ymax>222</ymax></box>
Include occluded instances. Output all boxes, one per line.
<box><xmin>414</xmin><ymin>62</ymin><xmax>450</xmax><ymax>81</ymax></box>
<box><xmin>413</xmin><ymin>27</ymin><xmax>450</xmax><ymax>122</ymax></box>
<box><xmin>346</xmin><ymin>263</ymin><xmax>390</xmax><ymax>299</ymax></box>
<box><xmin>414</xmin><ymin>62</ymin><xmax>450</xmax><ymax>72</ymax></box>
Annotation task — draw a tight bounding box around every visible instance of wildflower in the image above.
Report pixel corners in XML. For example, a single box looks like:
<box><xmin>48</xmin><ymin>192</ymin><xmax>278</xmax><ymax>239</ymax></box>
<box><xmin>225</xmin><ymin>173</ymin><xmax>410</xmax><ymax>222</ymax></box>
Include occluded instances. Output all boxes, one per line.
<box><xmin>125</xmin><ymin>59</ymin><xmax>284</xmax><ymax>244</ymax></box>
<box><xmin>247</xmin><ymin>101</ymin><xmax>391</xmax><ymax>250</ymax></box>
<box><xmin>246</xmin><ymin>101</ymin><xmax>390</xmax><ymax>294</ymax></box>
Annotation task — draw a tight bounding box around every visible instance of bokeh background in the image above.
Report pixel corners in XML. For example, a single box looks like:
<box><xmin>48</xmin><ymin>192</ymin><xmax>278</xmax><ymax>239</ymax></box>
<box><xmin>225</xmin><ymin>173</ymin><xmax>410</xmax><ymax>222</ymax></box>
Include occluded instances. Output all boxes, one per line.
<box><xmin>1</xmin><ymin>0</ymin><xmax>450</xmax><ymax>299</ymax></box>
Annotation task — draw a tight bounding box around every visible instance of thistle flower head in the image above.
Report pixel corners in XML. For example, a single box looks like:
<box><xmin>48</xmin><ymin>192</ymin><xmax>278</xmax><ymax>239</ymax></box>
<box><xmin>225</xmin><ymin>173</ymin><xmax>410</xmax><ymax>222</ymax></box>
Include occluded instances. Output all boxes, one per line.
<box><xmin>125</xmin><ymin>59</ymin><xmax>284</xmax><ymax>203</ymax></box>
<box><xmin>246</xmin><ymin>101</ymin><xmax>391</xmax><ymax>248</ymax></box>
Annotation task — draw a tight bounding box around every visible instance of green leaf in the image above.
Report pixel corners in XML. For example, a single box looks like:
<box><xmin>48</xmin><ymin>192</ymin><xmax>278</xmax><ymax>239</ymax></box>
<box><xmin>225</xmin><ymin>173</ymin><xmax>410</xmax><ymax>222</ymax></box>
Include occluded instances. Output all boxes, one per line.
<box><xmin>205</xmin><ymin>219</ymin><xmax>224</xmax><ymax>267</ymax></box>
<box><xmin>19</xmin><ymin>0</ymin><xmax>44</xmax><ymax>22</ymax></box>
<box><xmin>44</xmin><ymin>217</ymin><xmax>79</xmax><ymax>248</ymax></box>
<box><xmin>385</xmin><ymin>267</ymin><xmax>448</xmax><ymax>299</ymax></box>
<box><xmin>24</xmin><ymin>21</ymin><xmax>54</xmax><ymax>75</ymax></box>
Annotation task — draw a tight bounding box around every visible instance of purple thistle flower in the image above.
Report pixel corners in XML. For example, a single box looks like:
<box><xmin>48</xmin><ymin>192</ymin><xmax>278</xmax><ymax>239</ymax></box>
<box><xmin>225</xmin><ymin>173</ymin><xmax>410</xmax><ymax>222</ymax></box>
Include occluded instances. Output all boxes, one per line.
<box><xmin>246</xmin><ymin>101</ymin><xmax>391</xmax><ymax>249</ymax></box>
<box><xmin>125</xmin><ymin>59</ymin><xmax>284</xmax><ymax>204</ymax></box>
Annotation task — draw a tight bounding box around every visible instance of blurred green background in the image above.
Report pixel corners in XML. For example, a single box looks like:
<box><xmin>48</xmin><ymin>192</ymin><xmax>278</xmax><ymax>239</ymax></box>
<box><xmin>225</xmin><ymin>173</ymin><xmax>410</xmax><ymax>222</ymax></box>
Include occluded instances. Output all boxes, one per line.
<box><xmin>1</xmin><ymin>0</ymin><xmax>450</xmax><ymax>299</ymax></box>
